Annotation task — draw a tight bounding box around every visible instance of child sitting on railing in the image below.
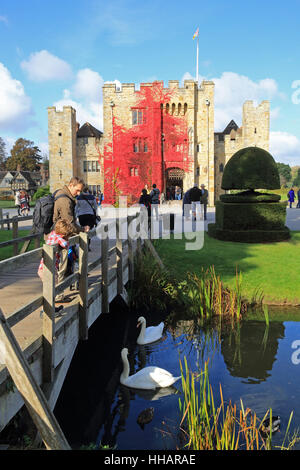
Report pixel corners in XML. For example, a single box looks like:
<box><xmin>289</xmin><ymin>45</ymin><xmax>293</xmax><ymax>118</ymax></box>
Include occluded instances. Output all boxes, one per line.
<box><xmin>38</xmin><ymin>219</ymin><xmax>75</xmax><ymax>318</ymax></box>
<box><xmin>38</xmin><ymin>219</ymin><xmax>74</xmax><ymax>282</ymax></box>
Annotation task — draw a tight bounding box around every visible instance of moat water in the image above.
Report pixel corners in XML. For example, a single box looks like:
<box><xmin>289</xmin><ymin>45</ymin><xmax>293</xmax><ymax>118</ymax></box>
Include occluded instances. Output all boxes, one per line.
<box><xmin>54</xmin><ymin>301</ymin><xmax>300</xmax><ymax>450</ymax></box>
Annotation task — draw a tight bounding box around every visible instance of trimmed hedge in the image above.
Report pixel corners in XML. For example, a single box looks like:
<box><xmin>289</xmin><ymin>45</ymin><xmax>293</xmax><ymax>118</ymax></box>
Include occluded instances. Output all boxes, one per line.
<box><xmin>208</xmin><ymin>223</ymin><xmax>291</xmax><ymax>243</ymax></box>
<box><xmin>220</xmin><ymin>191</ymin><xmax>281</xmax><ymax>203</ymax></box>
<box><xmin>215</xmin><ymin>200</ymin><xmax>287</xmax><ymax>231</ymax></box>
<box><xmin>221</xmin><ymin>147</ymin><xmax>280</xmax><ymax>190</ymax></box>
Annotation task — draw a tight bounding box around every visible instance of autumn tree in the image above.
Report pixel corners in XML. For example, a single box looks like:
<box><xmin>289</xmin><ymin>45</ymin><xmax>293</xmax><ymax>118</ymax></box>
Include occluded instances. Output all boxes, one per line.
<box><xmin>0</xmin><ymin>137</ymin><xmax>7</xmax><ymax>170</ymax></box>
<box><xmin>6</xmin><ymin>138</ymin><xmax>42</xmax><ymax>171</ymax></box>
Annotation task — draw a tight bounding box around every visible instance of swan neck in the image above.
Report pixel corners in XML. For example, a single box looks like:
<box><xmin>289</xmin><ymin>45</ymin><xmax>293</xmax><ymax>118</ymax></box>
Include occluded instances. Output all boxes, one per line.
<box><xmin>121</xmin><ymin>352</ymin><xmax>130</xmax><ymax>381</ymax></box>
<box><xmin>137</xmin><ymin>321</ymin><xmax>146</xmax><ymax>342</ymax></box>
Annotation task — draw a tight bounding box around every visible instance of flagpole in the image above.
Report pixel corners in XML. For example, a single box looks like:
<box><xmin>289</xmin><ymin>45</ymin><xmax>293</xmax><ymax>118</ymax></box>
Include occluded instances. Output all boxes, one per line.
<box><xmin>196</xmin><ymin>36</ymin><xmax>199</xmax><ymax>86</ymax></box>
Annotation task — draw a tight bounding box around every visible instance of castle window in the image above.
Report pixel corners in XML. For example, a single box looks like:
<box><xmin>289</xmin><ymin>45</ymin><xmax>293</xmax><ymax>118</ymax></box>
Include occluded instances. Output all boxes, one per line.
<box><xmin>171</xmin><ymin>103</ymin><xmax>176</xmax><ymax>115</ymax></box>
<box><xmin>254</xmin><ymin>128</ymin><xmax>257</xmax><ymax>134</ymax></box>
<box><xmin>58</xmin><ymin>132</ymin><xmax>62</xmax><ymax>137</ymax></box>
<box><xmin>130</xmin><ymin>167</ymin><xmax>138</xmax><ymax>176</ymax></box>
<box><xmin>133</xmin><ymin>140</ymin><xmax>139</xmax><ymax>153</ymax></box>
<box><xmin>219</xmin><ymin>163</ymin><xmax>224</xmax><ymax>173</ymax></box>
<box><xmin>83</xmin><ymin>160</ymin><xmax>100</xmax><ymax>172</ymax></box>
<box><xmin>166</xmin><ymin>103</ymin><xmax>169</xmax><ymax>114</ymax></box>
<box><xmin>184</xmin><ymin>103</ymin><xmax>187</xmax><ymax>115</ymax></box>
<box><xmin>83</xmin><ymin>137</ymin><xmax>88</xmax><ymax>145</ymax></box>
<box><xmin>196</xmin><ymin>167</ymin><xmax>200</xmax><ymax>176</ymax></box>
<box><xmin>132</xmin><ymin>109</ymin><xmax>146</xmax><ymax>125</ymax></box>
<box><xmin>144</xmin><ymin>139</ymin><xmax>148</xmax><ymax>153</ymax></box>
<box><xmin>178</xmin><ymin>103</ymin><xmax>182</xmax><ymax>115</ymax></box>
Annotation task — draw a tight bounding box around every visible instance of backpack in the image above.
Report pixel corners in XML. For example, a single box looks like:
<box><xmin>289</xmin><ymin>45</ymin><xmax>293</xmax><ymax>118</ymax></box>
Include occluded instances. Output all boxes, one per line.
<box><xmin>150</xmin><ymin>188</ymin><xmax>160</xmax><ymax>204</ymax></box>
<box><xmin>32</xmin><ymin>190</ymin><xmax>70</xmax><ymax>235</ymax></box>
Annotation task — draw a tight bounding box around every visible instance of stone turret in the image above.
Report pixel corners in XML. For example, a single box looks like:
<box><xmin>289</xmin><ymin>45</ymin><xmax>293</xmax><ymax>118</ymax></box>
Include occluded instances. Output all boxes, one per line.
<box><xmin>48</xmin><ymin>106</ymin><xmax>78</xmax><ymax>192</ymax></box>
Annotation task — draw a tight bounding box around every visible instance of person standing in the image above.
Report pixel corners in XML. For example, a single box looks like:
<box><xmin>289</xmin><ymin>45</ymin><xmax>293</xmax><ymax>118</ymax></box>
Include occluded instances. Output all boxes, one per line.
<box><xmin>150</xmin><ymin>184</ymin><xmax>160</xmax><ymax>220</ymax></box>
<box><xmin>53</xmin><ymin>176</ymin><xmax>89</xmax><ymax>302</ymax></box>
<box><xmin>189</xmin><ymin>183</ymin><xmax>202</xmax><ymax>220</ymax></box>
<box><xmin>15</xmin><ymin>190</ymin><xmax>21</xmax><ymax>216</ymax></box>
<box><xmin>75</xmin><ymin>186</ymin><xmax>99</xmax><ymax>251</ymax></box>
<box><xmin>20</xmin><ymin>190</ymin><xmax>30</xmax><ymax>216</ymax></box>
<box><xmin>182</xmin><ymin>188</ymin><xmax>192</xmax><ymax>218</ymax></box>
<box><xmin>200</xmin><ymin>184</ymin><xmax>209</xmax><ymax>220</ymax></box>
<box><xmin>175</xmin><ymin>186</ymin><xmax>182</xmax><ymax>200</ymax></box>
<box><xmin>288</xmin><ymin>188</ymin><xmax>296</xmax><ymax>208</ymax></box>
<box><xmin>297</xmin><ymin>188</ymin><xmax>300</xmax><ymax>208</ymax></box>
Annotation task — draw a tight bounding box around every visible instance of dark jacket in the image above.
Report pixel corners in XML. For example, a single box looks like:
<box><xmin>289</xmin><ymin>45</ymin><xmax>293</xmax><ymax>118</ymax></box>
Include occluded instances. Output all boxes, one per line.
<box><xmin>139</xmin><ymin>193</ymin><xmax>151</xmax><ymax>216</ymax></box>
<box><xmin>150</xmin><ymin>187</ymin><xmax>160</xmax><ymax>204</ymax></box>
<box><xmin>189</xmin><ymin>186</ymin><xmax>202</xmax><ymax>202</ymax></box>
<box><xmin>53</xmin><ymin>185</ymin><xmax>83</xmax><ymax>234</ymax></box>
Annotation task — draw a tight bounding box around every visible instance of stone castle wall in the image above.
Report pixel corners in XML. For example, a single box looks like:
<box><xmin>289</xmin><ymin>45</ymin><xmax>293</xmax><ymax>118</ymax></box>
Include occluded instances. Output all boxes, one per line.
<box><xmin>48</xmin><ymin>82</ymin><xmax>269</xmax><ymax>205</ymax></box>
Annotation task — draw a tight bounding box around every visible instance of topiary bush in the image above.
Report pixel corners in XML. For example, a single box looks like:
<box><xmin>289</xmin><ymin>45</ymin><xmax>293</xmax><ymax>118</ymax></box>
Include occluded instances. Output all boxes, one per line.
<box><xmin>221</xmin><ymin>147</ymin><xmax>280</xmax><ymax>190</ymax></box>
<box><xmin>209</xmin><ymin>147</ymin><xmax>290</xmax><ymax>243</ymax></box>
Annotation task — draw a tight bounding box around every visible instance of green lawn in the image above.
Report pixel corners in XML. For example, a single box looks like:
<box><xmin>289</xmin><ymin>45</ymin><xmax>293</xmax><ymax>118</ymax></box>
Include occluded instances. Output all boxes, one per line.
<box><xmin>154</xmin><ymin>231</ymin><xmax>300</xmax><ymax>305</ymax></box>
<box><xmin>0</xmin><ymin>229</ymin><xmax>42</xmax><ymax>260</ymax></box>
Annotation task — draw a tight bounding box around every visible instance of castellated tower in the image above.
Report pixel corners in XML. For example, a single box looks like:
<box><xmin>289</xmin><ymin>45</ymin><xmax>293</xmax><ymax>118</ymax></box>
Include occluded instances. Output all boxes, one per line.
<box><xmin>48</xmin><ymin>106</ymin><xmax>78</xmax><ymax>192</ymax></box>
<box><xmin>242</xmin><ymin>100</ymin><xmax>270</xmax><ymax>149</ymax></box>
<box><xmin>214</xmin><ymin>100</ymin><xmax>270</xmax><ymax>200</ymax></box>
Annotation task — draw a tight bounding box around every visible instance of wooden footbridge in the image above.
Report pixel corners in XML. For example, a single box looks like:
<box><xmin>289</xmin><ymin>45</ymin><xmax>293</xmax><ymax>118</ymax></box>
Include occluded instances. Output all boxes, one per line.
<box><xmin>0</xmin><ymin>211</ymin><xmax>154</xmax><ymax>450</ymax></box>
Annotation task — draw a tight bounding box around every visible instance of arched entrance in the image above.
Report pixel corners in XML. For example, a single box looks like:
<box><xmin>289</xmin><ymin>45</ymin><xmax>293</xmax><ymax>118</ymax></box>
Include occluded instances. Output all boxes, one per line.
<box><xmin>165</xmin><ymin>167</ymin><xmax>184</xmax><ymax>200</ymax></box>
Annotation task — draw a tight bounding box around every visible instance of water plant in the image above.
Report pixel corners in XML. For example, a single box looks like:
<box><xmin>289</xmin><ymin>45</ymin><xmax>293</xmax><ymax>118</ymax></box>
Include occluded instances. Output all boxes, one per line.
<box><xmin>178</xmin><ymin>358</ymin><xmax>299</xmax><ymax>450</ymax></box>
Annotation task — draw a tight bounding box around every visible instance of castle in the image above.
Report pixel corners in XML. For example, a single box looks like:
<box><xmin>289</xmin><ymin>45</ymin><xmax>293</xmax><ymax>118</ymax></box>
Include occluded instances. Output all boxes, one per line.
<box><xmin>48</xmin><ymin>79</ymin><xmax>270</xmax><ymax>205</ymax></box>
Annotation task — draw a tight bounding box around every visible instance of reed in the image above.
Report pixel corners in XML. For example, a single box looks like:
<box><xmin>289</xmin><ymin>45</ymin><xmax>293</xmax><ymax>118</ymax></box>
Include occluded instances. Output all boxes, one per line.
<box><xmin>178</xmin><ymin>358</ymin><xmax>298</xmax><ymax>450</ymax></box>
<box><xmin>184</xmin><ymin>266</ymin><xmax>247</xmax><ymax>322</ymax></box>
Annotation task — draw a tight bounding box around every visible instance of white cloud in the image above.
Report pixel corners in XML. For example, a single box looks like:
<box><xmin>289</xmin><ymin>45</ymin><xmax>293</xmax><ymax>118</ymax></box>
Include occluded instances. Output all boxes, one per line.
<box><xmin>0</xmin><ymin>62</ymin><xmax>33</xmax><ymax>132</ymax></box>
<box><xmin>270</xmin><ymin>131</ymin><xmax>300</xmax><ymax>166</ymax></box>
<box><xmin>181</xmin><ymin>71</ymin><xmax>283</xmax><ymax>132</ymax></box>
<box><xmin>53</xmin><ymin>68</ymin><xmax>104</xmax><ymax>130</ymax></box>
<box><xmin>21</xmin><ymin>50</ymin><xmax>72</xmax><ymax>82</ymax></box>
<box><xmin>212</xmin><ymin>72</ymin><xmax>282</xmax><ymax>131</ymax></box>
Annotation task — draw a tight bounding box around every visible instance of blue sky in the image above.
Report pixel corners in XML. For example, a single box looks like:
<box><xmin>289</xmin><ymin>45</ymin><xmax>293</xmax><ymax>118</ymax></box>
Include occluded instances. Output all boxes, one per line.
<box><xmin>0</xmin><ymin>0</ymin><xmax>300</xmax><ymax>165</ymax></box>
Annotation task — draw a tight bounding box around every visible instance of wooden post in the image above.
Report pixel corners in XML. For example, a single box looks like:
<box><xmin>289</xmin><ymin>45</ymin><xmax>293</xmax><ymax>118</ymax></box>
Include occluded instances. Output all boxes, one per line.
<box><xmin>78</xmin><ymin>232</ymin><xmax>89</xmax><ymax>340</ymax></box>
<box><xmin>5</xmin><ymin>213</ymin><xmax>10</xmax><ymax>230</ymax></box>
<box><xmin>12</xmin><ymin>216</ymin><xmax>18</xmax><ymax>256</ymax></box>
<box><xmin>101</xmin><ymin>225</ymin><xmax>109</xmax><ymax>313</ymax></box>
<box><xmin>116</xmin><ymin>218</ymin><xmax>123</xmax><ymax>295</ymax></box>
<box><xmin>42</xmin><ymin>244</ymin><xmax>56</xmax><ymax>383</ymax></box>
<box><xmin>127</xmin><ymin>215</ymin><xmax>134</xmax><ymax>281</ymax></box>
<box><xmin>0</xmin><ymin>308</ymin><xmax>71</xmax><ymax>450</ymax></box>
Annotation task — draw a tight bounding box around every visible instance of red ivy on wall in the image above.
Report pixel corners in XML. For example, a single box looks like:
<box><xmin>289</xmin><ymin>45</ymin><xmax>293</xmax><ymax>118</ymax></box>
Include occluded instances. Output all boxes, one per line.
<box><xmin>101</xmin><ymin>81</ymin><xmax>191</xmax><ymax>205</ymax></box>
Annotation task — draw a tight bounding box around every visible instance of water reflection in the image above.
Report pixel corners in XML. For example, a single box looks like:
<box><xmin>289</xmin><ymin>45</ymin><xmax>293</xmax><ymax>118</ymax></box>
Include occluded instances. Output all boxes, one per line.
<box><xmin>54</xmin><ymin>303</ymin><xmax>300</xmax><ymax>450</ymax></box>
<box><xmin>221</xmin><ymin>321</ymin><xmax>285</xmax><ymax>383</ymax></box>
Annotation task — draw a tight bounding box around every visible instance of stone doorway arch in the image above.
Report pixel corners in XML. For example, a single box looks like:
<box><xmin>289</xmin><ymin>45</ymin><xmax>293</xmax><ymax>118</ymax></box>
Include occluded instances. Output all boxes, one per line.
<box><xmin>165</xmin><ymin>167</ymin><xmax>185</xmax><ymax>200</ymax></box>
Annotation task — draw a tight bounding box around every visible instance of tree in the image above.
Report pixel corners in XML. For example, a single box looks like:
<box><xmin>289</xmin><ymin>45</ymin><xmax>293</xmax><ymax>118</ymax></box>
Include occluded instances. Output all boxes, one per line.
<box><xmin>6</xmin><ymin>138</ymin><xmax>41</xmax><ymax>172</ymax></box>
<box><xmin>276</xmin><ymin>162</ymin><xmax>292</xmax><ymax>186</ymax></box>
<box><xmin>0</xmin><ymin>137</ymin><xmax>7</xmax><ymax>170</ymax></box>
<box><xmin>293</xmin><ymin>168</ymin><xmax>300</xmax><ymax>187</ymax></box>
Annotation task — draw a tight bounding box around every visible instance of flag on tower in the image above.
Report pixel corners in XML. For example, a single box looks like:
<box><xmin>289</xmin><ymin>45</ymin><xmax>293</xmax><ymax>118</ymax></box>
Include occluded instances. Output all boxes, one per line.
<box><xmin>193</xmin><ymin>27</ymin><xmax>199</xmax><ymax>40</ymax></box>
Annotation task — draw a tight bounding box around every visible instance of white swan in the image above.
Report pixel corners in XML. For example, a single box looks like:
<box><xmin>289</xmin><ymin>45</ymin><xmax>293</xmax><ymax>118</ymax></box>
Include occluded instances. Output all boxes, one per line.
<box><xmin>136</xmin><ymin>316</ymin><xmax>164</xmax><ymax>345</ymax></box>
<box><xmin>120</xmin><ymin>348</ymin><xmax>181</xmax><ymax>390</ymax></box>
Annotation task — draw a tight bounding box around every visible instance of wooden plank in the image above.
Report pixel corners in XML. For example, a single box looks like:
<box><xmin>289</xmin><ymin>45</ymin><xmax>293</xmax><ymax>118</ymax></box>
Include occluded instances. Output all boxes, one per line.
<box><xmin>7</xmin><ymin>295</ymin><xmax>43</xmax><ymax>328</ymax></box>
<box><xmin>78</xmin><ymin>232</ymin><xmax>89</xmax><ymax>340</ymax></box>
<box><xmin>101</xmin><ymin>230</ymin><xmax>109</xmax><ymax>313</ymax></box>
<box><xmin>116</xmin><ymin>219</ymin><xmax>123</xmax><ymax>295</ymax></box>
<box><xmin>42</xmin><ymin>244</ymin><xmax>56</xmax><ymax>383</ymax></box>
<box><xmin>127</xmin><ymin>215</ymin><xmax>134</xmax><ymax>280</ymax></box>
<box><xmin>12</xmin><ymin>217</ymin><xmax>18</xmax><ymax>256</ymax></box>
<box><xmin>0</xmin><ymin>308</ymin><xmax>70</xmax><ymax>450</ymax></box>
<box><xmin>55</xmin><ymin>272</ymin><xmax>79</xmax><ymax>296</ymax></box>
<box><xmin>0</xmin><ymin>247</ymin><xmax>42</xmax><ymax>274</ymax></box>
